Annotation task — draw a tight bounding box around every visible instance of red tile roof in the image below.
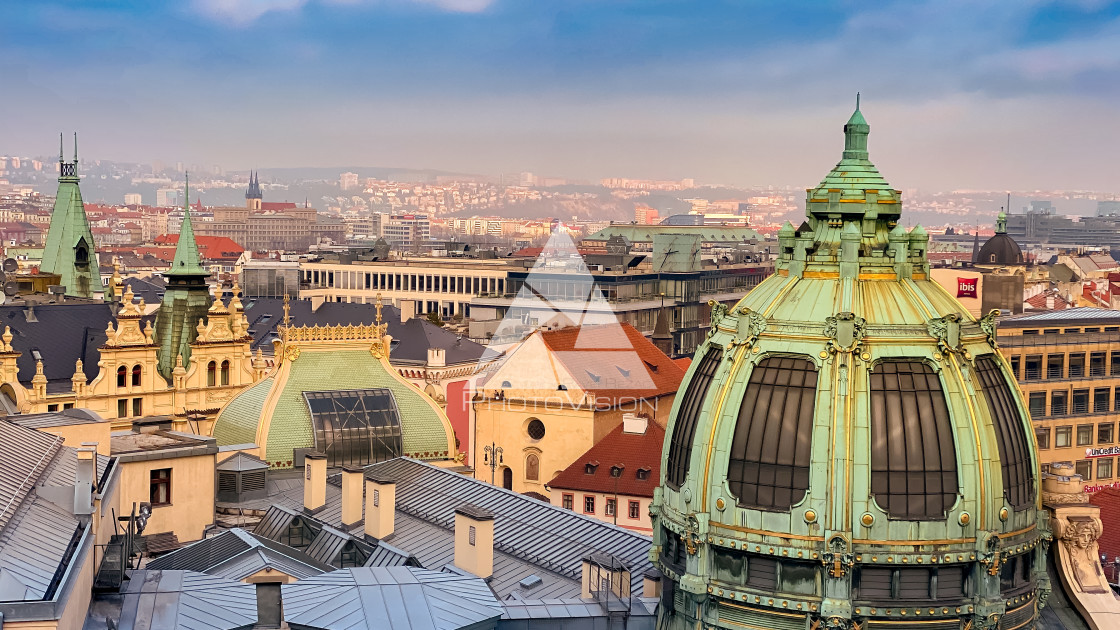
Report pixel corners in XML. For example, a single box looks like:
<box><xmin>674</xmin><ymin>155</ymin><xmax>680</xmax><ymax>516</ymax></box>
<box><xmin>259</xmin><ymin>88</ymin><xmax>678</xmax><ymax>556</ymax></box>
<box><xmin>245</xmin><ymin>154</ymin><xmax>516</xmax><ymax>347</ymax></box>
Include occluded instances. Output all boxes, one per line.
<box><xmin>548</xmin><ymin>419</ymin><xmax>664</xmax><ymax>497</ymax></box>
<box><xmin>673</xmin><ymin>357</ymin><xmax>692</xmax><ymax>370</ymax></box>
<box><xmin>1090</xmin><ymin>486</ymin><xmax>1120</xmax><ymax>563</ymax></box>
<box><xmin>538</xmin><ymin>322</ymin><xmax>685</xmax><ymax>404</ymax></box>
<box><xmin>154</xmin><ymin>234</ymin><xmax>245</xmax><ymax>261</ymax></box>
<box><xmin>261</xmin><ymin>202</ymin><xmax>298</xmax><ymax>211</ymax></box>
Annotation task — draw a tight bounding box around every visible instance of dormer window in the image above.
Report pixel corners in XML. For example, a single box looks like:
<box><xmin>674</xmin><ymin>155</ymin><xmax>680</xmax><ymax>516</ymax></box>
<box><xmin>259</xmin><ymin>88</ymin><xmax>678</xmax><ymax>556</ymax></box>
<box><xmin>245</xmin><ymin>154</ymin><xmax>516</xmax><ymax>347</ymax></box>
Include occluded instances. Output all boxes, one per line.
<box><xmin>585</xmin><ymin>461</ymin><xmax>599</xmax><ymax>475</ymax></box>
<box><xmin>609</xmin><ymin>465</ymin><xmax>624</xmax><ymax>478</ymax></box>
<box><xmin>636</xmin><ymin>467</ymin><xmax>651</xmax><ymax>481</ymax></box>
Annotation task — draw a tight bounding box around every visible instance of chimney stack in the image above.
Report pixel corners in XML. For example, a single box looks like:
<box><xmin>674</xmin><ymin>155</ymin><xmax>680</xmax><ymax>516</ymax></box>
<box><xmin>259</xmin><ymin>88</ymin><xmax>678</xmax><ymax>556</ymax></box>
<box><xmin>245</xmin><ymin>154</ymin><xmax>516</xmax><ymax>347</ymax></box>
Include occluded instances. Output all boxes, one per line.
<box><xmin>303</xmin><ymin>452</ymin><xmax>326</xmax><ymax>515</ymax></box>
<box><xmin>454</xmin><ymin>504</ymin><xmax>494</xmax><ymax>579</ymax></box>
<box><xmin>364</xmin><ymin>473</ymin><xmax>396</xmax><ymax>540</ymax></box>
<box><xmin>399</xmin><ymin>299</ymin><xmax>416</xmax><ymax>323</ymax></box>
<box><xmin>622</xmin><ymin>413</ymin><xmax>648</xmax><ymax>435</ymax></box>
<box><xmin>341</xmin><ymin>466</ymin><xmax>365</xmax><ymax>530</ymax></box>
<box><xmin>427</xmin><ymin>347</ymin><xmax>446</xmax><ymax>368</ymax></box>
<box><xmin>74</xmin><ymin>443</ymin><xmax>97</xmax><ymax>518</ymax></box>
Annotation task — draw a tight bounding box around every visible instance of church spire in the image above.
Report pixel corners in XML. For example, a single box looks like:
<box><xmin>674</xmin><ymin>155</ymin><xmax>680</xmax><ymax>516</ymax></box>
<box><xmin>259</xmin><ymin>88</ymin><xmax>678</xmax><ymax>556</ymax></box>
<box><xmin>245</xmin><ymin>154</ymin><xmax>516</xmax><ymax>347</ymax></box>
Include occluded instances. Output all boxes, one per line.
<box><xmin>167</xmin><ymin>173</ymin><xmax>208</xmax><ymax>277</ymax></box>
<box><xmin>41</xmin><ymin>132</ymin><xmax>102</xmax><ymax>297</ymax></box>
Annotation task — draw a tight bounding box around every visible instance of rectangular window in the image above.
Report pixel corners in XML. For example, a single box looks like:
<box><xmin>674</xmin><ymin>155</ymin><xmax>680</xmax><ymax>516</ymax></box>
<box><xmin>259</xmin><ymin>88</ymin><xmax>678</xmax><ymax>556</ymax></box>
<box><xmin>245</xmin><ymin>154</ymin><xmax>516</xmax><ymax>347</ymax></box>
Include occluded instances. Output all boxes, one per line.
<box><xmin>1077</xmin><ymin>424</ymin><xmax>1094</xmax><ymax>446</ymax></box>
<box><xmin>1056</xmin><ymin>426</ymin><xmax>1073</xmax><ymax>448</ymax></box>
<box><xmin>132</xmin><ymin>397</ymin><xmax>142</xmax><ymax>417</ymax></box>
<box><xmin>1086</xmin><ymin>327</ymin><xmax>1101</xmax><ymax>333</ymax></box>
<box><xmin>118</xmin><ymin>398</ymin><xmax>128</xmax><ymax>418</ymax></box>
<box><xmin>1076</xmin><ymin>459</ymin><xmax>1092</xmax><ymax>480</ymax></box>
<box><xmin>1051</xmin><ymin>391</ymin><xmax>1067</xmax><ymax>416</ymax></box>
<box><xmin>1116</xmin><ymin>387</ymin><xmax>1120</xmax><ymax>412</ymax></box>
<box><xmin>1070</xmin><ymin>353</ymin><xmax>1085</xmax><ymax>378</ymax></box>
<box><xmin>150</xmin><ymin>468</ymin><xmax>171</xmax><ymax>506</ymax></box>
<box><xmin>605</xmin><ymin>498</ymin><xmax>616</xmax><ymax>517</ymax></box>
<box><xmin>1036</xmin><ymin>428</ymin><xmax>1050</xmax><ymax>449</ymax></box>
<box><xmin>1023</xmin><ymin>329</ymin><xmax>1039</xmax><ymax>336</ymax></box>
<box><xmin>1047</xmin><ymin>354</ymin><xmax>1065</xmax><ymax>379</ymax></box>
<box><xmin>1073</xmin><ymin>389</ymin><xmax>1090</xmax><ymax>414</ymax></box>
<box><xmin>1098</xmin><ymin>458</ymin><xmax>1114</xmax><ymax>480</ymax></box>
<box><xmin>1100</xmin><ymin>423</ymin><xmax>1115</xmax><ymax>445</ymax></box>
<box><xmin>629</xmin><ymin>500</ymin><xmax>640</xmax><ymax>519</ymax></box>
<box><xmin>583</xmin><ymin>495</ymin><xmax>595</xmax><ymax>514</ymax></box>
<box><xmin>1065</xmin><ymin>328</ymin><xmax>1081</xmax><ymax>334</ymax></box>
<box><xmin>1010</xmin><ymin>355</ymin><xmax>1021</xmax><ymax>379</ymax></box>
<box><xmin>1029</xmin><ymin>392</ymin><xmax>1046</xmax><ymax>418</ymax></box>
<box><xmin>562</xmin><ymin>493</ymin><xmax>573</xmax><ymax>510</ymax></box>
<box><xmin>469</xmin><ymin>525</ymin><xmax>476</xmax><ymax>546</ymax></box>
<box><xmin>1096</xmin><ymin>388</ymin><xmax>1112</xmax><ymax>413</ymax></box>
<box><xmin>1091</xmin><ymin>352</ymin><xmax>1107</xmax><ymax>376</ymax></box>
<box><xmin>47</xmin><ymin>403</ymin><xmax>58</xmax><ymax>412</ymax></box>
<box><xmin>1024</xmin><ymin>355</ymin><xmax>1043</xmax><ymax>380</ymax></box>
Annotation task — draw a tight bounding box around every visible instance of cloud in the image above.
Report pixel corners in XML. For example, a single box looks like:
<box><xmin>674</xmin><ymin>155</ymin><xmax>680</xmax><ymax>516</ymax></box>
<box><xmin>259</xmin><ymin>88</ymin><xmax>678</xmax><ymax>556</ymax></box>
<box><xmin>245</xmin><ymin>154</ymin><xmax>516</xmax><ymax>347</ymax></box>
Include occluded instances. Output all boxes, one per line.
<box><xmin>191</xmin><ymin>0</ymin><xmax>494</xmax><ymax>25</ymax></box>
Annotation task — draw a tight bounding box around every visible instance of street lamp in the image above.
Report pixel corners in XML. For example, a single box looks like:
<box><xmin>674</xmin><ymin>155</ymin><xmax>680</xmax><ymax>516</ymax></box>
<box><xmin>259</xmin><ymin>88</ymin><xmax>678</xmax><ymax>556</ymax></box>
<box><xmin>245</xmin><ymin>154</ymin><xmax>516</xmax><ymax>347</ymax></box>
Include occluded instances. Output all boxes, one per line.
<box><xmin>610</xmin><ymin>464</ymin><xmax>624</xmax><ymax>526</ymax></box>
<box><xmin>482</xmin><ymin>442</ymin><xmax>504</xmax><ymax>486</ymax></box>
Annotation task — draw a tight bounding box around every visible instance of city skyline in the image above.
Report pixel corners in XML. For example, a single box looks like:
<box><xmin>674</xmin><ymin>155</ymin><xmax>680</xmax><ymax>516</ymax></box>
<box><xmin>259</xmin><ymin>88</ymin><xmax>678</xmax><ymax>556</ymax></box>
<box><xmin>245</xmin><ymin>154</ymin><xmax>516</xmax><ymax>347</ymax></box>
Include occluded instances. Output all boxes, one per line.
<box><xmin>4</xmin><ymin>2</ymin><xmax>1120</xmax><ymax>191</ymax></box>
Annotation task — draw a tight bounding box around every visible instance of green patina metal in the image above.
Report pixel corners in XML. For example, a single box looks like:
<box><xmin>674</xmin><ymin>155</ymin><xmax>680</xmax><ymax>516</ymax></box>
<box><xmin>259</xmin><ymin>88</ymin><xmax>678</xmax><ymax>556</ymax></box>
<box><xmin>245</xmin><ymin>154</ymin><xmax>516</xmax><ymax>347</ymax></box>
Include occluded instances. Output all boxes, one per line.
<box><xmin>652</xmin><ymin>99</ymin><xmax>1049</xmax><ymax>630</ymax></box>
<box><xmin>40</xmin><ymin>134</ymin><xmax>104</xmax><ymax>298</ymax></box>
<box><xmin>152</xmin><ymin>175</ymin><xmax>213</xmax><ymax>381</ymax></box>
<box><xmin>212</xmin><ymin>348</ymin><xmax>454</xmax><ymax>468</ymax></box>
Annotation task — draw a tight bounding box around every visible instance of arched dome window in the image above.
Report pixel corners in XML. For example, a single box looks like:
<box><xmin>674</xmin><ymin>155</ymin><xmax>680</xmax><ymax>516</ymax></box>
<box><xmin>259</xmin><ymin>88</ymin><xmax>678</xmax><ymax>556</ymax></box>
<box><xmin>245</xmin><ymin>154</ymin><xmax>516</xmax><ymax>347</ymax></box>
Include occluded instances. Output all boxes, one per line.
<box><xmin>869</xmin><ymin>361</ymin><xmax>959</xmax><ymax>520</ymax></box>
<box><xmin>974</xmin><ymin>355</ymin><xmax>1035</xmax><ymax>510</ymax></box>
<box><xmin>666</xmin><ymin>346</ymin><xmax>723</xmax><ymax>489</ymax></box>
<box><xmin>727</xmin><ymin>356</ymin><xmax>818</xmax><ymax>511</ymax></box>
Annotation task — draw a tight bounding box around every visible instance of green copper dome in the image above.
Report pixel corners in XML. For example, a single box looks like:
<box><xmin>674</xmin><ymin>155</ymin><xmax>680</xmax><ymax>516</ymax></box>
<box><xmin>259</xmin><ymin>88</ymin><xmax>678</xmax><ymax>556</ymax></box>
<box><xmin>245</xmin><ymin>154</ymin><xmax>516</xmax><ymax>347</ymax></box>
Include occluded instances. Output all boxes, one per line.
<box><xmin>652</xmin><ymin>102</ymin><xmax>1048</xmax><ymax>630</ymax></box>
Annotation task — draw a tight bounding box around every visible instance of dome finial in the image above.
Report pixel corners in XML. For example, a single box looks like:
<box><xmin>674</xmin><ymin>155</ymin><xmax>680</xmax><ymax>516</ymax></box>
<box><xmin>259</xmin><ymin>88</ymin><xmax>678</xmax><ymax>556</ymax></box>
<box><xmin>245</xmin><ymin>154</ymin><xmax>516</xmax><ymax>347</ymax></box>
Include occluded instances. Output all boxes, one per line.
<box><xmin>856</xmin><ymin>91</ymin><xmax>860</xmax><ymax>111</ymax></box>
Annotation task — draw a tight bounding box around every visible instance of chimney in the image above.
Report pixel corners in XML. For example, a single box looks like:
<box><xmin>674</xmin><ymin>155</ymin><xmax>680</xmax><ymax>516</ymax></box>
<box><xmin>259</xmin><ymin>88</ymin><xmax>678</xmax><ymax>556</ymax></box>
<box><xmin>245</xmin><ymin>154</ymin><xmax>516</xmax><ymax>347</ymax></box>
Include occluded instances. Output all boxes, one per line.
<box><xmin>303</xmin><ymin>452</ymin><xmax>326</xmax><ymax>515</ymax></box>
<box><xmin>454</xmin><ymin>504</ymin><xmax>494</xmax><ymax>579</ymax></box>
<box><xmin>622</xmin><ymin>412</ymin><xmax>648</xmax><ymax>435</ymax></box>
<box><xmin>364</xmin><ymin>473</ymin><xmax>396</xmax><ymax>540</ymax></box>
<box><xmin>642</xmin><ymin>569</ymin><xmax>662</xmax><ymax>598</ymax></box>
<box><xmin>341</xmin><ymin>466</ymin><xmax>364</xmax><ymax>530</ymax></box>
<box><xmin>399</xmin><ymin>299</ymin><xmax>416</xmax><ymax>323</ymax></box>
<box><xmin>309</xmin><ymin>294</ymin><xmax>325</xmax><ymax>311</ymax></box>
<box><xmin>427</xmin><ymin>347</ymin><xmax>445</xmax><ymax>368</ymax></box>
<box><xmin>74</xmin><ymin>443</ymin><xmax>97</xmax><ymax>518</ymax></box>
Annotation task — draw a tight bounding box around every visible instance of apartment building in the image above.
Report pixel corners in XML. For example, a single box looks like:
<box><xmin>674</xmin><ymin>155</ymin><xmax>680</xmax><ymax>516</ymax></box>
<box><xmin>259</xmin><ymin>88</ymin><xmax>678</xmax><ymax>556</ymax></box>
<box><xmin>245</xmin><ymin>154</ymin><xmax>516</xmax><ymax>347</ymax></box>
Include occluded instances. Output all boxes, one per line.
<box><xmin>999</xmin><ymin>307</ymin><xmax>1120</xmax><ymax>492</ymax></box>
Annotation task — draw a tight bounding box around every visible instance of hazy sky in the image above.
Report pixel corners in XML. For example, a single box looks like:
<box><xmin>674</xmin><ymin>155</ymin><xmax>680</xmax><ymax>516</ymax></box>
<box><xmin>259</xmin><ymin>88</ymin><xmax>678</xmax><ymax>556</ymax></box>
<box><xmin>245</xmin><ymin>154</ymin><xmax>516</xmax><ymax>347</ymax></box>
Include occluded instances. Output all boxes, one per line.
<box><xmin>4</xmin><ymin>1</ymin><xmax>1120</xmax><ymax>191</ymax></box>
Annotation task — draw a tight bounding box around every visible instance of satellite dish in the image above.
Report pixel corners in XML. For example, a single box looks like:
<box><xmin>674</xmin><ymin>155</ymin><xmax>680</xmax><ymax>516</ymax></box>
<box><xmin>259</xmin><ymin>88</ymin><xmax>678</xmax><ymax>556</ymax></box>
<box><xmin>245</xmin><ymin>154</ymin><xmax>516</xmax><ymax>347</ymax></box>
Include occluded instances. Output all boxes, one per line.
<box><xmin>2</xmin><ymin>259</ymin><xmax>17</xmax><ymax>273</ymax></box>
<box><xmin>3</xmin><ymin>282</ymin><xmax>18</xmax><ymax>297</ymax></box>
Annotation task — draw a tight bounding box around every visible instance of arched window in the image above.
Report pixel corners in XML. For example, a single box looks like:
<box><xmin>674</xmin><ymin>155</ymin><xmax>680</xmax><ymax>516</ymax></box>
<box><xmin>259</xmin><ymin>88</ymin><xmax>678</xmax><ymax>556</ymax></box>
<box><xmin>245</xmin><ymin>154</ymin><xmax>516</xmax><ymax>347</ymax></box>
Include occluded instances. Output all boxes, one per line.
<box><xmin>207</xmin><ymin>361</ymin><xmax>217</xmax><ymax>387</ymax></box>
<box><xmin>525</xmin><ymin>454</ymin><xmax>540</xmax><ymax>481</ymax></box>
<box><xmin>727</xmin><ymin>356</ymin><xmax>818</xmax><ymax>511</ymax></box>
<box><xmin>974</xmin><ymin>355</ymin><xmax>1035</xmax><ymax>510</ymax></box>
<box><xmin>131</xmin><ymin>364</ymin><xmax>141</xmax><ymax>387</ymax></box>
<box><xmin>870</xmin><ymin>361</ymin><xmax>959</xmax><ymax>520</ymax></box>
<box><xmin>666</xmin><ymin>346</ymin><xmax>723</xmax><ymax>489</ymax></box>
<box><xmin>116</xmin><ymin>365</ymin><xmax>127</xmax><ymax>388</ymax></box>
<box><xmin>220</xmin><ymin>360</ymin><xmax>230</xmax><ymax>386</ymax></box>
<box><xmin>502</xmin><ymin>467</ymin><xmax>513</xmax><ymax>490</ymax></box>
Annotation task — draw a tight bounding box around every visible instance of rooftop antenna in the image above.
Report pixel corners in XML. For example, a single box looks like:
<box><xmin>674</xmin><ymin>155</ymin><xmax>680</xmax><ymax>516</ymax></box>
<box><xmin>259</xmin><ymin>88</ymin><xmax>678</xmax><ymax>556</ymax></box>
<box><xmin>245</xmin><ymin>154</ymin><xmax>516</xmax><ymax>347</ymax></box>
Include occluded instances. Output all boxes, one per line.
<box><xmin>59</xmin><ymin>132</ymin><xmax>64</xmax><ymax>163</ymax></box>
<box><xmin>73</xmin><ymin>132</ymin><xmax>78</xmax><ymax>164</ymax></box>
<box><xmin>856</xmin><ymin>92</ymin><xmax>861</xmax><ymax>110</ymax></box>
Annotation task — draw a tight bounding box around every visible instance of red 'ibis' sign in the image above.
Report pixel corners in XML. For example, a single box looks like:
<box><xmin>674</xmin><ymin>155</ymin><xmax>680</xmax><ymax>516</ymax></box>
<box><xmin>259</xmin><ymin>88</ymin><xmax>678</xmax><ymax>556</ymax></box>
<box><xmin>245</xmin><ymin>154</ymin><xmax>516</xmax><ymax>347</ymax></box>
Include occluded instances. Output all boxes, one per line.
<box><xmin>957</xmin><ymin>277</ymin><xmax>978</xmax><ymax>298</ymax></box>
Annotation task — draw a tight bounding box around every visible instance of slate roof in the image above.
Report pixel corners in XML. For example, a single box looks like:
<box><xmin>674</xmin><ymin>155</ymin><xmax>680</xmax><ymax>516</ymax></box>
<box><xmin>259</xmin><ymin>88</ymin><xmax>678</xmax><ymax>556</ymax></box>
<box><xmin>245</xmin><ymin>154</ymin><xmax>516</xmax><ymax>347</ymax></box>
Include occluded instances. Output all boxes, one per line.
<box><xmin>7</xmin><ymin>407</ymin><xmax>103</xmax><ymax>429</ymax></box>
<box><xmin>122</xmin><ymin>276</ymin><xmax>166</xmax><ymax>305</ymax></box>
<box><xmin>499</xmin><ymin>597</ymin><xmax>658</xmax><ymax>622</ymax></box>
<box><xmin>230</xmin><ymin>457</ymin><xmax>655</xmax><ymax>600</ymax></box>
<box><xmin>0</xmin><ymin>302</ymin><xmax>118</xmax><ymax>390</ymax></box>
<box><xmin>281</xmin><ymin>566</ymin><xmax>502</xmax><ymax>630</ymax></box>
<box><xmin>548</xmin><ymin>421</ymin><xmax>664</xmax><ymax>498</ymax></box>
<box><xmin>239</xmin><ymin>297</ymin><xmax>485</xmax><ymax>364</ymax></box>
<box><xmin>145</xmin><ymin>528</ymin><xmax>332</xmax><ymax>581</ymax></box>
<box><xmin>92</xmin><ymin>570</ymin><xmax>258</xmax><ymax>630</ymax></box>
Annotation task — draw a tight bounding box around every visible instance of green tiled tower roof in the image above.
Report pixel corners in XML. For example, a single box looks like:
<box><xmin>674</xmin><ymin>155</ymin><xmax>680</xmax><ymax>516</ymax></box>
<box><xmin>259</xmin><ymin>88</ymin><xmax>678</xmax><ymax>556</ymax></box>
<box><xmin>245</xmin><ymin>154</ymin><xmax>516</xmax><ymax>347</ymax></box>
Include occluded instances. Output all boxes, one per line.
<box><xmin>212</xmin><ymin>328</ymin><xmax>457</xmax><ymax>469</ymax></box>
<box><xmin>152</xmin><ymin>174</ymin><xmax>212</xmax><ymax>381</ymax></box>
<box><xmin>40</xmin><ymin>133</ymin><xmax>104</xmax><ymax>298</ymax></box>
<box><xmin>653</xmin><ymin>100</ymin><xmax>1047</xmax><ymax>630</ymax></box>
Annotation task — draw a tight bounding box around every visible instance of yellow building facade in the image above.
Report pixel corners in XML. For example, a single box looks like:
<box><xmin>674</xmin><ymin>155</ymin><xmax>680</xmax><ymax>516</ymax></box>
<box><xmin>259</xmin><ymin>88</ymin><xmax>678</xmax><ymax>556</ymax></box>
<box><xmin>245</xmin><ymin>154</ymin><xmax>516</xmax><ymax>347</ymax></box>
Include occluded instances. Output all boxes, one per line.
<box><xmin>998</xmin><ymin>308</ymin><xmax>1120</xmax><ymax>493</ymax></box>
<box><xmin>0</xmin><ymin>284</ymin><xmax>267</xmax><ymax>432</ymax></box>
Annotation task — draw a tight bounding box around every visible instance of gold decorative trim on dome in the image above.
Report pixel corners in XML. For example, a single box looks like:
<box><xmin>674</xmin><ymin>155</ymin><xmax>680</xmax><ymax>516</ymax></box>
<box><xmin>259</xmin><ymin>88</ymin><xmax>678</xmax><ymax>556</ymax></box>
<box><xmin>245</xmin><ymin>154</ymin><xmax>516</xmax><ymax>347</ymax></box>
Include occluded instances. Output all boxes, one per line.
<box><xmin>282</xmin><ymin>323</ymin><xmax>387</xmax><ymax>343</ymax></box>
